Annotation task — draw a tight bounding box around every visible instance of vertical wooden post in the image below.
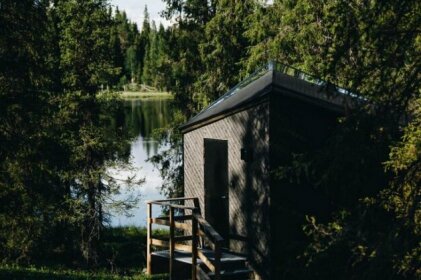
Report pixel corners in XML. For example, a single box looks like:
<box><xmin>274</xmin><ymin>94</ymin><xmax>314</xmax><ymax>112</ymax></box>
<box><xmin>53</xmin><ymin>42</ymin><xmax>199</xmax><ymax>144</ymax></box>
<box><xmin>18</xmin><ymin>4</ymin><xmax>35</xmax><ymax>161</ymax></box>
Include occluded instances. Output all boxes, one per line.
<box><xmin>193</xmin><ymin>198</ymin><xmax>200</xmax><ymax>215</ymax></box>
<box><xmin>169</xmin><ymin>206</ymin><xmax>175</xmax><ymax>280</ymax></box>
<box><xmin>191</xmin><ymin>211</ymin><xmax>198</xmax><ymax>280</ymax></box>
<box><xmin>146</xmin><ymin>202</ymin><xmax>152</xmax><ymax>275</ymax></box>
<box><xmin>193</xmin><ymin>198</ymin><xmax>204</xmax><ymax>248</ymax></box>
<box><xmin>214</xmin><ymin>242</ymin><xmax>221</xmax><ymax>280</ymax></box>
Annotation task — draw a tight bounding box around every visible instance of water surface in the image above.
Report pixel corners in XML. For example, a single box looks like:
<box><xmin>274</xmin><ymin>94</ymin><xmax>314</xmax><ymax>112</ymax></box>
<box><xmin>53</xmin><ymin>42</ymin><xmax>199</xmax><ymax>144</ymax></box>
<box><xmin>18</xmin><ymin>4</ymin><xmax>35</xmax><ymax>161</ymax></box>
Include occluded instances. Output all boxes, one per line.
<box><xmin>109</xmin><ymin>97</ymin><xmax>173</xmax><ymax>227</ymax></box>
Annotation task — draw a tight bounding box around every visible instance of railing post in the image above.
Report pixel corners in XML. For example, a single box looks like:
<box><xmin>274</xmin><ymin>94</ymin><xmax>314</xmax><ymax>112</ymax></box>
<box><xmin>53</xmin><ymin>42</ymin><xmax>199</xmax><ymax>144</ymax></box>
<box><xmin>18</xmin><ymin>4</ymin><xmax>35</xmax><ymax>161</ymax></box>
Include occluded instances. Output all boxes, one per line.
<box><xmin>191</xmin><ymin>211</ymin><xmax>198</xmax><ymax>280</ymax></box>
<box><xmin>193</xmin><ymin>198</ymin><xmax>200</xmax><ymax>215</ymax></box>
<box><xmin>193</xmin><ymin>198</ymin><xmax>204</xmax><ymax>248</ymax></box>
<box><xmin>214</xmin><ymin>242</ymin><xmax>221</xmax><ymax>280</ymax></box>
<box><xmin>146</xmin><ymin>202</ymin><xmax>152</xmax><ymax>275</ymax></box>
<box><xmin>169</xmin><ymin>206</ymin><xmax>175</xmax><ymax>280</ymax></box>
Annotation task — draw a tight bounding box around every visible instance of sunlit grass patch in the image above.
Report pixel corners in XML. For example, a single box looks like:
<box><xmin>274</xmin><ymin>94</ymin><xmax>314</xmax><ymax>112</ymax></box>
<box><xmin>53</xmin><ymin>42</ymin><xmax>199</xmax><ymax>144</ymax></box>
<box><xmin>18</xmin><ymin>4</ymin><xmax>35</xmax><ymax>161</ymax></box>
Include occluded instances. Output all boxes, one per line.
<box><xmin>0</xmin><ymin>265</ymin><xmax>168</xmax><ymax>280</ymax></box>
<box><xmin>120</xmin><ymin>92</ymin><xmax>173</xmax><ymax>99</ymax></box>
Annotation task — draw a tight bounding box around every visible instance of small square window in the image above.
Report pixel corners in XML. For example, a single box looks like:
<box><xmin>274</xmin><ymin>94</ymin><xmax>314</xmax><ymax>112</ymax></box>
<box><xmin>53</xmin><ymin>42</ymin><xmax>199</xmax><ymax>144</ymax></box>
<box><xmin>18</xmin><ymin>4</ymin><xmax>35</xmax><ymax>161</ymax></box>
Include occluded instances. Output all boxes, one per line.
<box><xmin>241</xmin><ymin>148</ymin><xmax>253</xmax><ymax>162</ymax></box>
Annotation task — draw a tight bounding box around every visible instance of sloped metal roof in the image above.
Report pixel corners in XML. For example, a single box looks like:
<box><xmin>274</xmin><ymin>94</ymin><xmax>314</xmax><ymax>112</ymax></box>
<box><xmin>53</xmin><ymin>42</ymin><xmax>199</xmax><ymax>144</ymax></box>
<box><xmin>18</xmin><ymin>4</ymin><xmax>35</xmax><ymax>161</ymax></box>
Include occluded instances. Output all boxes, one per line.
<box><xmin>180</xmin><ymin>62</ymin><xmax>361</xmax><ymax>132</ymax></box>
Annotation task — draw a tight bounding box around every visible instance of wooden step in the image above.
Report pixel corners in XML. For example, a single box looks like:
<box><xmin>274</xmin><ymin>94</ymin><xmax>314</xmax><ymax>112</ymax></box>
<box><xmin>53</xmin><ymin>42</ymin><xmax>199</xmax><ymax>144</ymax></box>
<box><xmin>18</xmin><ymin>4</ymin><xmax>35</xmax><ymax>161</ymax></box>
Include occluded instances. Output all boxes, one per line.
<box><xmin>152</xmin><ymin>249</ymin><xmax>247</xmax><ymax>266</ymax></box>
<box><xmin>197</xmin><ymin>265</ymin><xmax>253</xmax><ymax>280</ymax></box>
<box><xmin>153</xmin><ymin>249</ymin><xmax>252</xmax><ymax>279</ymax></box>
<box><xmin>208</xmin><ymin>268</ymin><xmax>253</xmax><ymax>280</ymax></box>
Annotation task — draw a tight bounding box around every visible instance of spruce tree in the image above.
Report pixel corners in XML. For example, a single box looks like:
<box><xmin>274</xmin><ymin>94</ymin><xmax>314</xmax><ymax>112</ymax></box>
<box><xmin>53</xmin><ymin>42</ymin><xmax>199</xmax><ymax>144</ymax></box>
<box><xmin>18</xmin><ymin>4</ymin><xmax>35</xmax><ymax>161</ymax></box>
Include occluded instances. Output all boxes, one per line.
<box><xmin>137</xmin><ymin>6</ymin><xmax>151</xmax><ymax>84</ymax></box>
<box><xmin>109</xmin><ymin>24</ymin><xmax>124</xmax><ymax>87</ymax></box>
<box><xmin>0</xmin><ymin>0</ymin><xmax>58</xmax><ymax>262</ymax></box>
<box><xmin>154</xmin><ymin>23</ymin><xmax>171</xmax><ymax>91</ymax></box>
<box><xmin>161</xmin><ymin>0</ymin><xmax>217</xmax><ymax>113</ymax></box>
<box><xmin>142</xmin><ymin>21</ymin><xmax>159</xmax><ymax>86</ymax></box>
<box><xmin>197</xmin><ymin>0</ymin><xmax>256</xmax><ymax>102</ymax></box>
<box><xmin>55</xmin><ymin>0</ymin><xmax>127</xmax><ymax>265</ymax></box>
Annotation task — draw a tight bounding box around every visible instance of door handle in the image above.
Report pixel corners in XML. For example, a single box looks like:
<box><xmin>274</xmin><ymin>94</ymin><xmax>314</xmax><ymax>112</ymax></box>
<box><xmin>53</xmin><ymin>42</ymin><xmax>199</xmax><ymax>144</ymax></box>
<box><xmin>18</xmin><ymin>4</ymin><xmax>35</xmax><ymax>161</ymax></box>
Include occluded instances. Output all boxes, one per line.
<box><xmin>221</xmin><ymin>196</ymin><xmax>227</xmax><ymax>199</ymax></box>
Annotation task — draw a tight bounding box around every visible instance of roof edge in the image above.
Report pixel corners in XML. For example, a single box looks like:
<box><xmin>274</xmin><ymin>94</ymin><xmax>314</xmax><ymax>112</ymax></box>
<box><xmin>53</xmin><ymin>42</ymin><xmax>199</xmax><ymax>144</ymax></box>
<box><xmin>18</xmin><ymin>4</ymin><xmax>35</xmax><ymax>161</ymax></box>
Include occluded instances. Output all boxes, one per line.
<box><xmin>180</xmin><ymin>88</ymin><xmax>272</xmax><ymax>133</ymax></box>
<box><xmin>180</xmin><ymin>62</ymin><xmax>364</xmax><ymax>133</ymax></box>
<box><xmin>179</xmin><ymin>70</ymin><xmax>274</xmax><ymax>131</ymax></box>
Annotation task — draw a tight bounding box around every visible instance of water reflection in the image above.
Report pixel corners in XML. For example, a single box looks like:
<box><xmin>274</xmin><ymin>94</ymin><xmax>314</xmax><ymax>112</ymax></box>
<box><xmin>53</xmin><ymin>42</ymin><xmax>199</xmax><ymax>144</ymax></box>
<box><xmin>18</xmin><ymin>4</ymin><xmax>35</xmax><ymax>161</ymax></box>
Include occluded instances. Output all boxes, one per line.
<box><xmin>124</xmin><ymin>98</ymin><xmax>173</xmax><ymax>157</ymax></box>
<box><xmin>110</xmin><ymin>97</ymin><xmax>173</xmax><ymax>227</ymax></box>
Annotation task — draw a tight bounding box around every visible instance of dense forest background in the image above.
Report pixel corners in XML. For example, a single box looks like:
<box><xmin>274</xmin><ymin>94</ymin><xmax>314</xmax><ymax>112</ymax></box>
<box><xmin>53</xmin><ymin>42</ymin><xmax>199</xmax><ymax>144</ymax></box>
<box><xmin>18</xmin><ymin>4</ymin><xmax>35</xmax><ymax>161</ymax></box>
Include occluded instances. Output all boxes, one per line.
<box><xmin>0</xmin><ymin>0</ymin><xmax>419</xmax><ymax>279</ymax></box>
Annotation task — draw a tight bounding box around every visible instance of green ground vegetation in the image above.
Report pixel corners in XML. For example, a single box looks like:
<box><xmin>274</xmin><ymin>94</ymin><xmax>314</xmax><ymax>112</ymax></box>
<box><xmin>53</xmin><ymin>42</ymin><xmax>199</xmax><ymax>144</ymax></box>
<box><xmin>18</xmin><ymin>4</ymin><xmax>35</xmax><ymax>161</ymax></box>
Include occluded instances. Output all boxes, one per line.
<box><xmin>100</xmin><ymin>227</ymin><xmax>168</xmax><ymax>273</ymax></box>
<box><xmin>0</xmin><ymin>266</ymin><xmax>167</xmax><ymax>280</ymax></box>
<box><xmin>0</xmin><ymin>227</ymin><xmax>168</xmax><ymax>279</ymax></box>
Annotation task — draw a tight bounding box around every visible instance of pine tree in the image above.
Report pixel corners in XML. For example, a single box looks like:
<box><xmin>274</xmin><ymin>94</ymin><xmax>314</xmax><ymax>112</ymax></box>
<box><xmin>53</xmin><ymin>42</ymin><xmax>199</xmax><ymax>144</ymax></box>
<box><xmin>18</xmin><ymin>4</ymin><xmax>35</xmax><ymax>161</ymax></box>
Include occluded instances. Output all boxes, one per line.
<box><xmin>109</xmin><ymin>24</ymin><xmax>124</xmax><ymax>87</ymax></box>
<box><xmin>243</xmin><ymin>0</ymin><xmax>282</xmax><ymax>73</ymax></box>
<box><xmin>57</xmin><ymin>0</ymin><xmax>118</xmax><ymax>95</ymax></box>
<box><xmin>0</xmin><ymin>0</ymin><xmax>58</xmax><ymax>262</ymax></box>
<box><xmin>142</xmin><ymin>21</ymin><xmax>159</xmax><ymax>86</ymax></box>
<box><xmin>197</xmin><ymin>0</ymin><xmax>256</xmax><ymax>102</ymax></box>
<box><xmin>55</xmin><ymin>0</ymin><xmax>126</xmax><ymax>265</ymax></box>
<box><xmin>137</xmin><ymin>6</ymin><xmax>151</xmax><ymax>84</ymax></box>
<box><xmin>161</xmin><ymin>0</ymin><xmax>217</xmax><ymax>113</ymax></box>
<box><xmin>154</xmin><ymin>23</ymin><xmax>171</xmax><ymax>91</ymax></box>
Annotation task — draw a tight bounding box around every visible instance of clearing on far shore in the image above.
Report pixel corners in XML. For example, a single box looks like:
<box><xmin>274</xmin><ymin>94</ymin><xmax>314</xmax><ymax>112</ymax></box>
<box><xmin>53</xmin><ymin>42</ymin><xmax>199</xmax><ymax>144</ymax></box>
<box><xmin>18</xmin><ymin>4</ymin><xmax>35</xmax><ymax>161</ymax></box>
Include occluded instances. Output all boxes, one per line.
<box><xmin>120</xmin><ymin>91</ymin><xmax>173</xmax><ymax>99</ymax></box>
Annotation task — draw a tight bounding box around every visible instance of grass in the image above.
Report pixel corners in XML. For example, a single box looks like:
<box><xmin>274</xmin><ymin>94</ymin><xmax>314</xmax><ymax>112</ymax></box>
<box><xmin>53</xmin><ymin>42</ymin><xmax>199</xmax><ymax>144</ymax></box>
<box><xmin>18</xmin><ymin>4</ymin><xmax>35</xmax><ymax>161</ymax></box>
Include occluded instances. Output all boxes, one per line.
<box><xmin>0</xmin><ymin>265</ymin><xmax>168</xmax><ymax>280</ymax></box>
<box><xmin>0</xmin><ymin>227</ymin><xmax>170</xmax><ymax>280</ymax></box>
<box><xmin>101</xmin><ymin>227</ymin><xmax>168</xmax><ymax>273</ymax></box>
<box><xmin>119</xmin><ymin>91</ymin><xmax>173</xmax><ymax>99</ymax></box>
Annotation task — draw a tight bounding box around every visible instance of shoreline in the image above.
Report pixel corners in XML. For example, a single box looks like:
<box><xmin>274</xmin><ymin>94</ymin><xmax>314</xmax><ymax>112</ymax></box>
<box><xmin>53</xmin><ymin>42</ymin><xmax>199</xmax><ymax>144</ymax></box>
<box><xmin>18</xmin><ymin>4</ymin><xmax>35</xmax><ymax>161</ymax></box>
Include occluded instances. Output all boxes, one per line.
<box><xmin>119</xmin><ymin>91</ymin><xmax>173</xmax><ymax>99</ymax></box>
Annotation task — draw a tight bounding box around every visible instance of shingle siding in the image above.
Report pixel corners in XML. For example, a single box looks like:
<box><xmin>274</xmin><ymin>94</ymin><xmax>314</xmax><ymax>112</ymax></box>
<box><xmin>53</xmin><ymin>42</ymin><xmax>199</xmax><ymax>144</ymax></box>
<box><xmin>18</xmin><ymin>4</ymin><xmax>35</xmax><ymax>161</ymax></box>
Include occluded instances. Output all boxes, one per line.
<box><xmin>183</xmin><ymin>101</ymin><xmax>271</xmax><ymax>279</ymax></box>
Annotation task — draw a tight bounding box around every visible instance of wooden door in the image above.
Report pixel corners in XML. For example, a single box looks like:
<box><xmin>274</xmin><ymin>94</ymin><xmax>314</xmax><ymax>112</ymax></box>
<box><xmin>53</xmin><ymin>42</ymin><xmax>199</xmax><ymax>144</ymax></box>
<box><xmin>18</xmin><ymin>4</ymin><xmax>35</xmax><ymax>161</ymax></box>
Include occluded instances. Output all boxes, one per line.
<box><xmin>204</xmin><ymin>138</ymin><xmax>229</xmax><ymax>245</ymax></box>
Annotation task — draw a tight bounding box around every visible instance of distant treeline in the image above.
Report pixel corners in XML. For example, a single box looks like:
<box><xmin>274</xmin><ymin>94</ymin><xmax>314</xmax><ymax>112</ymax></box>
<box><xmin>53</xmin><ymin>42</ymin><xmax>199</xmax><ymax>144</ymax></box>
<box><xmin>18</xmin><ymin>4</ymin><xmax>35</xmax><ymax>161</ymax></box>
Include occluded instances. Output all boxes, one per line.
<box><xmin>110</xmin><ymin>7</ymin><xmax>168</xmax><ymax>90</ymax></box>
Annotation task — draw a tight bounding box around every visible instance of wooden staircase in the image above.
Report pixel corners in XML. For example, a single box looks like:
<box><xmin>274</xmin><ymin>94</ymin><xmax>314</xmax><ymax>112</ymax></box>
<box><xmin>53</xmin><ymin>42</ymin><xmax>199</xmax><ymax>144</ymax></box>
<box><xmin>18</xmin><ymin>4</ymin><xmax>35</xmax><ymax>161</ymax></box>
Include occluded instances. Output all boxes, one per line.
<box><xmin>146</xmin><ymin>198</ymin><xmax>253</xmax><ymax>280</ymax></box>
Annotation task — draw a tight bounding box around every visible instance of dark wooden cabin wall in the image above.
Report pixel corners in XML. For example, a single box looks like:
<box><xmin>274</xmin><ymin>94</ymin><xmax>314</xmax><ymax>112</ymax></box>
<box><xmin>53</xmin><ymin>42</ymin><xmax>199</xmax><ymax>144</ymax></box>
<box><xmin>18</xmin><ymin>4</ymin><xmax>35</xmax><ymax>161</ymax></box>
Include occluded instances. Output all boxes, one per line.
<box><xmin>269</xmin><ymin>91</ymin><xmax>341</xmax><ymax>278</ymax></box>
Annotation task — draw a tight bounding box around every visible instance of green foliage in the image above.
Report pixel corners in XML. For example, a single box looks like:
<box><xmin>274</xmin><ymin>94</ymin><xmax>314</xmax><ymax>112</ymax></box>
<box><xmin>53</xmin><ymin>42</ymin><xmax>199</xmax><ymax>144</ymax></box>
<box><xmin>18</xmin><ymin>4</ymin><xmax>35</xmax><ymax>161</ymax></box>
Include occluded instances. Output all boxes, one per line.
<box><xmin>197</xmin><ymin>0</ymin><xmax>255</xmax><ymax>102</ymax></box>
<box><xmin>150</xmin><ymin>0</ymin><xmax>255</xmax><ymax>197</ymax></box>
<box><xmin>158</xmin><ymin>0</ymin><xmax>420</xmax><ymax>278</ymax></box>
<box><xmin>141</xmin><ymin>21</ymin><xmax>159</xmax><ymax>86</ymax></box>
<box><xmin>56</xmin><ymin>0</ymin><xmax>120</xmax><ymax>94</ymax></box>
<box><xmin>250</xmin><ymin>0</ymin><xmax>421</xmax><ymax>278</ymax></box>
<box><xmin>161</xmin><ymin>0</ymin><xmax>217</xmax><ymax>24</ymax></box>
<box><xmin>0</xmin><ymin>0</ymin><xmax>63</xmax><ymax>264</ymax></box>
<box><xmin>248</xmin><ymin>0</ymin><xmax>420</xmax><ymax>111</ymax></box>
<box><xmin>243</xmin><ymin>1</ymin><xmax>280</xmax><ymax>74</ymax></box>
<box><xmin>302</xmin><ymin>107</ymin><xmax>421</xmax><ymax>277</ymax></box>
<box><xmin>0</xmin><ymin>0</ymin><xmax>142</xmax><ymax>269</ymax></box>
<box><xmin>159</xmin><ymin>0</ymin><xmax>216</xmax><ymax>114</ymax></box>
<box><xmin>109</xmin><ymin>6</ymin><xmax>170</xmax><ymax>90</ymax></box>
<box><xmin>150</xmin><ymin>110</ymin><xmax>186</xmax><ymax>199</ymax></box>
<box><xmin>101</xmin><ymin>227</ymin><xmax>169</xmax><ymax>273</ymax></box>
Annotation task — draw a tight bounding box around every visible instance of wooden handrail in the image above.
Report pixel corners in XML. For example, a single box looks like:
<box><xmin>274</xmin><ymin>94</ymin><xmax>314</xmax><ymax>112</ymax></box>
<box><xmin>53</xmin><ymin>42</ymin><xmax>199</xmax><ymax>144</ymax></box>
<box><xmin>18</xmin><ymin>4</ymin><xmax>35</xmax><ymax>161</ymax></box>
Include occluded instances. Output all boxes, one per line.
<box><xmin>146</xmin><ymin>197</ymin><xmax>198</xmax><ymax>203</ymax></box>
<box><xmin>193</xmin><ymin>213</ymin><xmax>224</xmax><ymax>243</ymax></box>
<box><xmin>147</xmin><ymin>197</ymin><xmax>199</xmax><ymax>279</ymax></box>
<box><xmin>146</xmin><ymin>197</ymin><xmax>223</xmax><ymax>280</ymax></box>
<box><xmin>152</xmin><ymin>214</ymin><xmax>193</xmax><ymax>221</ymax></box>
<box><xmin>148</xmin><ymin>201</ymin><xmax>197</xmax><ymax>210</ymax></box>
<box><xmin>192</xmin><ymin>211</ymin><xmax>222</xmax><ymax>280</ymax></box>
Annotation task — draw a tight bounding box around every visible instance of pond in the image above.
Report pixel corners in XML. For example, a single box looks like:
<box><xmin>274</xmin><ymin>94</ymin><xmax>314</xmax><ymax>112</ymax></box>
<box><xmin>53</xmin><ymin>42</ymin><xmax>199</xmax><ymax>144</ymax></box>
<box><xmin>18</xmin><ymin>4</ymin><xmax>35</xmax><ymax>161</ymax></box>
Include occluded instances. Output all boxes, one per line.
<box><xmin>109</xmin><ymin>97</ymin><xmax>174</xmax><ymax>227</ymax></box>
